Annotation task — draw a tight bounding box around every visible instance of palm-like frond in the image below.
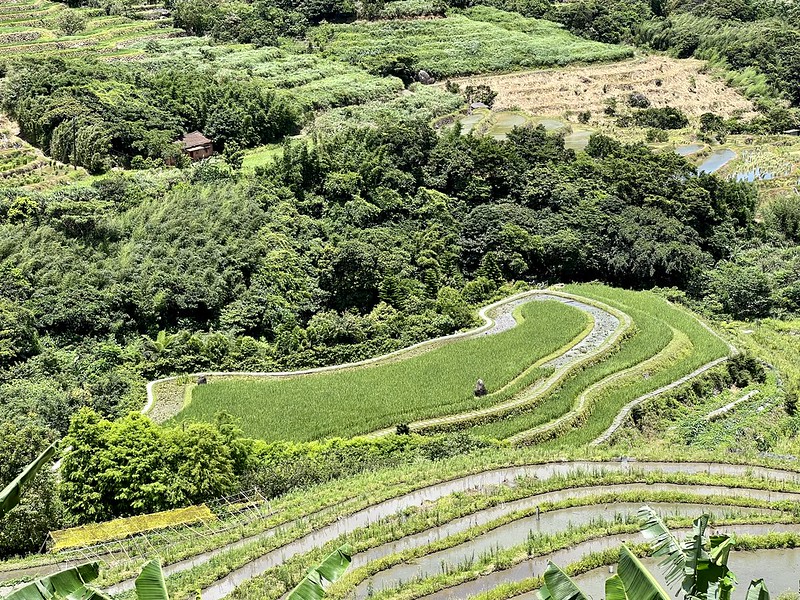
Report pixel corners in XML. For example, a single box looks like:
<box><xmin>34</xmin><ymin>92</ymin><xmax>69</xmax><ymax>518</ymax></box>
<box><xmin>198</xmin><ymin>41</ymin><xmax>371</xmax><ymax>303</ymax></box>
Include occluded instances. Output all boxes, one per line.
<box><xmin>604</xmin><ymin>575</ymin><xmax>629</xmax><ymax>600</ymax></box>
<box><xmin>617</xmin><ymin>544</ymin><xmax>671</xmax><ymax>600</ymax></box>
<box><xmin>4</xmin><ymin>562</ymin><xmax>110</xmax><ymax>600</ymax></box>
<box><xmin>287</xmin><ymin>544</ymin><xmax>353</xmax><ymax>600</ymax></box>
<box><xmin>134</xmin><ymin>559</ymin><xmax>169</xmax><ymax>600</ymax></box>
<box><xmin>637</xmin><ymin>505</ymin><xmax>686</xmax><ymax>586</ymax></box>
<box><xmin>538</xmin><ymin>562</ymin><xmax>588</xmax><ymax>600</ymax></box>
<box><xmin>0</xmin><ymin>442</ymin><xmax>57</xmax><ymax>518</ymax></box>
<box><xmin>745</xmin><ymin>579</ymin><xmax>771</xmax><ymax>600</ymax></box>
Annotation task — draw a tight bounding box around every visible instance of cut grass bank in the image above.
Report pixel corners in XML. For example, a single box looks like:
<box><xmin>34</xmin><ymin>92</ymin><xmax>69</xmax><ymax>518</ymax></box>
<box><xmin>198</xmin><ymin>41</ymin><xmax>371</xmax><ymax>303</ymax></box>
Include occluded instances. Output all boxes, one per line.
<box><xmin>177</xmin><ymin>299</ymin><xmax>587</xmax><ymax>441</ymax></box>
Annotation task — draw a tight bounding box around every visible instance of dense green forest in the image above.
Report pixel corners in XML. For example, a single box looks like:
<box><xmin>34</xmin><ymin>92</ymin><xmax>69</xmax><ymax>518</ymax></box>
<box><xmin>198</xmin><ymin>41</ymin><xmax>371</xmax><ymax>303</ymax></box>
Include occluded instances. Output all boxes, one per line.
<box><xmin>1</xmin><ymin>0</ymin><xmax>800</xmax><ymax>573</ymax></box>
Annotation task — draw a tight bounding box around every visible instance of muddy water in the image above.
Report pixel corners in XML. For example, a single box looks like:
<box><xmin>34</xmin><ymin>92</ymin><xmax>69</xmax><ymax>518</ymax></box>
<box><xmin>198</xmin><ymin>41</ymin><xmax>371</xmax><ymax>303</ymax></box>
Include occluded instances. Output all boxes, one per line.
<box><xmin>735</xmin><ymin>167</ymin><xmax>775</xmax><ymax>182</ymax></box>
<box><xmin>698</xmin><ymin>149</ymin><xmax>737</xmax><ymax>174</ymax></box>
<box><xmin>561</xmin><ymin>548</ymin><xmax>800</xmax><ymax>600</ymax></box>
<box><xmin>351</xmin><ymin>482</ymin><xmax>785</xmax><ymax>573</ymax></box>
<box><xmin>353</xmin><ymin>501</ymin><xmax>780</xmax><ymax>599</ymax></box>
<box><xmin>675</xmin><ymin>144</ymin><xmax>704</xmax><ymax>156</ymax></box>
<box><xmin>460</xmin><ymin>112</ymin><xmax>487</xmax><ymax>135</ymax></box>
<box><xmin>488</xmin><ymin>113</ymin><xmax>527</xmax><ymax>140</ymax></box>
<box><xmin>423</xmin><ymin>524</ymin><xmax>800</xmax><ymax>600</ymax></box>
<box><xmin>103</xmin><ymin>461</ymin><xmax>800</xmax><ymax>598</ymax></box>
<box><xmin>564</xmin><ymin>130</ymin><xmax>592</xmax><ymax>151</ymax></box>
<box><xmin>536</xmin><ymin>118</ymin><xmax>567</xmax><ymax>132</ymax></box>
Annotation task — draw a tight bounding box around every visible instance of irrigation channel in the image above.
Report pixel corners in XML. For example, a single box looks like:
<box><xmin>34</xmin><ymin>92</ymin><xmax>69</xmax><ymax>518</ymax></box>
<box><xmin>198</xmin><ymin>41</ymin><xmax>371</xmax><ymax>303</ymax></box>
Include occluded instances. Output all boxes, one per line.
<box><xmin>95</xmin><ymin>461</ymin><xmax>800</xmax><ymax>599</ymax></box>
<box><xmin>422</xmin><ymin>527</ymin><xmax>800</xmax><ymax>600</ymax></box>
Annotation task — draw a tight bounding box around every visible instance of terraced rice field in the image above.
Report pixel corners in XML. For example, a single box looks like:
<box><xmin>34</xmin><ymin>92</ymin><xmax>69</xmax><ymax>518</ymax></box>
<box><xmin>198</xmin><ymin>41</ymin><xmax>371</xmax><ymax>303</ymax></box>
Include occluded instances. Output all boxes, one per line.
<box><xmin>451</xmin><ymin>55</ymin><xmax>755</xmax><ymax>123</ymax></box>
<box><xmin>0</xmin><ymin>287</ymin><xmax>760</xmax><ymax>600</ymax></box>
<box><xmin>319</xmin><ymin>6</ymin><xmax>633</xmax><ymax>78</ymax></box>
<box><xmin>0</xmin><ymin>117</ymin><xmax>90</xmax><ymax>189</ymax></box>
<box><xmin>171</xmin><ymin>284</ymin><xmax>730</xmax><ymax>449</ymax></box>
<box><xmin>176</xmin><ymin>297</ymin><xmax>590</xmax><ymax>441</ymax></box>
<box><xmin>469</xmin><ymin>284</ymin><xmax>730</xmax><ymax>447</ymax></box>
<box><xmin>0</xmin><ymin>0</ymin><xmax>178</xmax><ymax>58</ymax></box>
<box><xmin>4</xmin><ymin>460</ymin><xmax>800</xmax><ymax>600</ymax></box>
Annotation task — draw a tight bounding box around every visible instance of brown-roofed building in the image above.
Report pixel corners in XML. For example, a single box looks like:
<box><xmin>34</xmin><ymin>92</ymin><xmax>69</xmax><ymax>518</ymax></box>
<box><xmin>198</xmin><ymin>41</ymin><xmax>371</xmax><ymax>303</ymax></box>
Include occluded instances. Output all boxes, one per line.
<box><xmin>179</xmin><ymin>131</ymin><xmax>213</xmax><ymax>161</ymax></box>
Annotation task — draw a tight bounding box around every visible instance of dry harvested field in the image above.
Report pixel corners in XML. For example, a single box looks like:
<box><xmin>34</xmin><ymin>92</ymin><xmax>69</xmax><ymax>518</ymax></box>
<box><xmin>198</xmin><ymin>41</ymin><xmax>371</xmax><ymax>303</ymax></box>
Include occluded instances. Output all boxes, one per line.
<box><xmin>452</xmin><ymin>55</ymin><xmax>755</xmax><ymax>121</ymax></box>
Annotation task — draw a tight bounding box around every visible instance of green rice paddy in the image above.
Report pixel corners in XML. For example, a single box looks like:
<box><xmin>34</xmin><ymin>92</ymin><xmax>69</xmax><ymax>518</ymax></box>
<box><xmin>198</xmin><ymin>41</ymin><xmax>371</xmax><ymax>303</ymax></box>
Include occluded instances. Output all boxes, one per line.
<box><xmin>177</xmin><ymin>299</ymin><xmax>588</xmax><ymax>441</ymax></box>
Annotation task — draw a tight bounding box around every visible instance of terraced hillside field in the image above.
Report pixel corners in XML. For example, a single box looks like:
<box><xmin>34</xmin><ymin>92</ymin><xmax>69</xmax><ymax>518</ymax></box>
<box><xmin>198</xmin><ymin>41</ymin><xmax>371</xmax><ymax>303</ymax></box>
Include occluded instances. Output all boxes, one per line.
<box><xmin>175</xmin><ymin>297</ymin><xmax>590</xmax><ymax>441</ymax></box>
<box><xmin>316</xmin><ymin>6</ymin><xmax>634</xmax><ymax>78</ymax></box>
<box><xmin>170</xmin><ymin>285</ymin><xmax>730</xmax><ymax>448</ymax></box>
<box><xmin>0</xmin><ymin>0</ymin><xmax>178</xmax><ymax>58</ymax></box>
<box><xmin>451</xmin><ymin>55</ymin><xmax>756</xmax><ymax>123</ymax></box>
<box><xmin>4</xmin><ymin>459</ymin><xmax>800</xmax><ymax>600</ymax></box>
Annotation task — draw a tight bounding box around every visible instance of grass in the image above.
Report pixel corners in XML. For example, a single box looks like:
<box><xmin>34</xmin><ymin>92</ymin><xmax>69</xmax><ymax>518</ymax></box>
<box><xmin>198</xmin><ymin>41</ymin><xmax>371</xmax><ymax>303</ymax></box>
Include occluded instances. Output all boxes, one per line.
<box><xmin>317</xmin><ymin>6</ymin><xmax>633</xmax><ymax>78</ymax></box>
<box><xmin>470</xmin><ymin>284</ymin><xmax>730</xmax><ymax>445</ymax></box>
<box><xmin>175</xmin><ymin>299</ymin><xmax>588</xmax><ymax>441</ymax></box>
<box><xmin>102</xmin><ymin>469</ymin><xmax>800</xmax><ymax>599</ymax></box>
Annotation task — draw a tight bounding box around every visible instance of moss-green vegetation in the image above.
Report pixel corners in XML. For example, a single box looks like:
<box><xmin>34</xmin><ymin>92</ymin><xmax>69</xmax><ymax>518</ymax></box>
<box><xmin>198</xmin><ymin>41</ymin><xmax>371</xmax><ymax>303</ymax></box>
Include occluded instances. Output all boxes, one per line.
<box><xmin>317</xmin><ymin>6</ymin><xmax>632</xmax><ymax>78</ymax></box>
<box><xmin>177</xmin><ymin>300</ymin><xmax>587</xmax><ymax>441</ymax></box>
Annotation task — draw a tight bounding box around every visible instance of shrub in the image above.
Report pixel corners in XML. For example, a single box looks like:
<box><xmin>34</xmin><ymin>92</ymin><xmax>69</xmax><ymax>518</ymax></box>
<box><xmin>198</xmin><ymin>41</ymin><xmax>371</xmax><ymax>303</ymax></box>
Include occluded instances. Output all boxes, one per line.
<box><xmin>56</xmin><ymin>10</ymin><xmax>87</xmax><ymax>35</ymax></box>
<box><xmin>628</xmin><ymin>92</ymin><xmax>651</xmax><ymax>108</ymax></box>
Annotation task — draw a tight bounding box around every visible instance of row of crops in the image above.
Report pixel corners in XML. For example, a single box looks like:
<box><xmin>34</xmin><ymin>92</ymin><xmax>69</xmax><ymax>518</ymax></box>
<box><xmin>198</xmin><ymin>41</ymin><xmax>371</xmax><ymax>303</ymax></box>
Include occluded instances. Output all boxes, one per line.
<box><xmin>176</xmin><ymin>284</ymin><xmax>731</xmax><ymax>449</ymax></box>
<box><xmin>3</xmin><ymin>461</ymin><xmax>800</xmax><ymax>599</ymax></box>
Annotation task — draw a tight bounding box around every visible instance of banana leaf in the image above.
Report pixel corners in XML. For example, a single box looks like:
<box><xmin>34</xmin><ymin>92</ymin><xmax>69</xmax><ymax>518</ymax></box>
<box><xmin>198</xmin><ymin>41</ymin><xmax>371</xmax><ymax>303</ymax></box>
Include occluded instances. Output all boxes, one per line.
<box><xmin>3</xmin><ymin>562</ymin><xmax>110</xmax><ymax>600</ymax></box>
<box><xmin>0</xmin><ymin>442</ymin><xmax>57</xmax><ymax>518</ymax></box>
<box><xmin>287</xmin><ymin>544</ymin><xmax>353</xmax><ymax>600</ymax></box>
<box><xmin>638</xmin><ymin>505</ymin><xmax>686</xmax><ymax>587</ymax></box>
<box><xmin>617</xmin><ymin>545</ymin><xmax>671</xmax><ymax>600</ymax></box>
<box><xmin>538</xmin><ymin>561</ymin><xmax>588</xmax><ymax>600</ymax></box>
<box><xmin>604</xmin><ymin>575</ymin><xmax>629</xmax><ymax>600</ymax></box>
<box><xmin>134</xmin><ymin>560</ymin><xmax>169</xmax><ymax>600</ymax></box>
<box><xmin>745</xmin><ymin>579</ymin><xmax>771</xmax><ymax>600</ymax></box>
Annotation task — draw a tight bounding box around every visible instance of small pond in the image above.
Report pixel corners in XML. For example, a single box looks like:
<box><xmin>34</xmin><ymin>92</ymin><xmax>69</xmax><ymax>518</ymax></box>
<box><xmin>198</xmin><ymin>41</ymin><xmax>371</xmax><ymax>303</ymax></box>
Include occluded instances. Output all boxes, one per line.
<box><xmin>536</xmin><ymin>118</ymin><xmax>568</xmax><ymax>131</ymax></box>
<box><xmin>675</xmin><ymin>144</ymin><xmax>704</xmax><ymax>156</ymax></box>
<box><xmin>698</xmin><ymin>149</ymin><xmax>737</xmax><ymax>174</ymax></box>
<box><xmin>564</xmin><ymin>130</ymin><xmax>592</xmax><ymax>151</ymax></box>
<box><xmin>735</xmin><ymin>167</ymin><xmax>775</xmax><ymax>182</ymax></box>
<box><xmin>459</xmin><ymin>110</ymin><xmax>488</xmax><ymax>135</ymax></box>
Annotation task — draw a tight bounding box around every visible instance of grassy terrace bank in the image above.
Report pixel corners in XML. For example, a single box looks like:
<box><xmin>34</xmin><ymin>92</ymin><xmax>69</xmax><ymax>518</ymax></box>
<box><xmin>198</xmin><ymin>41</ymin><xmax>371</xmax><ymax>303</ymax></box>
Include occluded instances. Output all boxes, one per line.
<box><xmin>318</xmin><ymin>6</ymin><xmax>634</xmax><ymax>77</ymax></box>
<box><xmin>177</xmin><ymin>299</ymin><xmax>587</xmax><ymax>441</ymax></box>
<box><xmin>472</xmin><ymin>284</ymin><xmax>730</xmax><ymax>445</ymax></box>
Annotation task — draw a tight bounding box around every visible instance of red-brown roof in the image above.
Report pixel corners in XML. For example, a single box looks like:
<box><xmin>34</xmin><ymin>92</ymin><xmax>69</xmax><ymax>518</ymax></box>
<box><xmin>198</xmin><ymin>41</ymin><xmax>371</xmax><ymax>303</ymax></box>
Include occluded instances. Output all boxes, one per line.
<box><xmin>179</xmin><ymin>131</ymin><xmax>212</xmax><ymax>149</ymax></box>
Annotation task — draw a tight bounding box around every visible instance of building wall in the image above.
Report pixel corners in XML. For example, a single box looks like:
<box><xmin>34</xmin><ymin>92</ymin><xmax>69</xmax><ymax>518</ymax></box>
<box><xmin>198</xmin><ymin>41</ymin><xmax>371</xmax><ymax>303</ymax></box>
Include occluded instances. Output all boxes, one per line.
<box><xmin>187</xmin><ymin>144</ymin><xmax>213</xmax><ymax>161</ymax></box>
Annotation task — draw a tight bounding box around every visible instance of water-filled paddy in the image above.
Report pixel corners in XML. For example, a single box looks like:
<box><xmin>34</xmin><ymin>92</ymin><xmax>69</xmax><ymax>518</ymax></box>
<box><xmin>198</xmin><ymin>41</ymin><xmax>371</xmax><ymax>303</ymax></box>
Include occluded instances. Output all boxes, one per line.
<box><xmin>354</xmin><ymin>500</ymin><xmax>781</xmax><ymax>599</ymax></box>
<box><xmin>698</xmin><ymin>149</ymin><xmax>737</xmax><ymax>173</ymax></box>
<box><xmin>566</xmin><ymin>547</ymin><xmax>800</xmax><ymax>599</ymax></box>
<box><xmin>460</xmin><ymin>111</ymin><xmax>487</xmax><ymax>134</ymax></box>
<box><xmin>675</xmin><ymin>144</ymin><xmax>704</xmax><ymax>156</ymax></box>
<box><xmin>488</xmin><ymin>112</ymin><xmax>527</xmax><ymax>139</ymax></box>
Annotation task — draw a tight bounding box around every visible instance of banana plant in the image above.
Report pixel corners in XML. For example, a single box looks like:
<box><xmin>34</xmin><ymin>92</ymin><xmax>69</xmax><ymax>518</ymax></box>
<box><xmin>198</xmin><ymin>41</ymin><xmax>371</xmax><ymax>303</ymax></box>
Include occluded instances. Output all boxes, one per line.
<box><xmin>0</xmin><ymin>545</ymin><xmax>352</xmax><ymax>600</ymax></box>
<box><xmin>0</xmin><ymin>442</ymin><xmax>57</xmax><ymax>518</ymax></box>
<box><xmin>538</xmin><ymin>507</ymin><xmax>772</xmax><ymax>600</ymax></box>
<box><xmin>539</xmin><ymin>544</ymin><xmax>672</xmax><ymax>600</ymax></box>
<box><xmin>639</xmin><ymin>505</ymin><xmax>739</xmax><ymax>599</ymax></box>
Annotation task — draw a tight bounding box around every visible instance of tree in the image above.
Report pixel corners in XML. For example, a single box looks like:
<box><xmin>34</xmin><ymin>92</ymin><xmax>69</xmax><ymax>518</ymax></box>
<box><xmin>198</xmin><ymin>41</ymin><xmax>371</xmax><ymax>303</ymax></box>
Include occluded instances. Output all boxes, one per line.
<box><xmin>56</xmin><ymin>10</ymin><xmax>87</xmax><ymax>35</ymax></box>
<box><xmin>0</xmin><ymin>299</ymin><xmax>38</xmax><ymax>369</ymax></box>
